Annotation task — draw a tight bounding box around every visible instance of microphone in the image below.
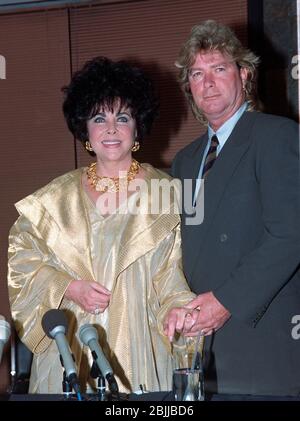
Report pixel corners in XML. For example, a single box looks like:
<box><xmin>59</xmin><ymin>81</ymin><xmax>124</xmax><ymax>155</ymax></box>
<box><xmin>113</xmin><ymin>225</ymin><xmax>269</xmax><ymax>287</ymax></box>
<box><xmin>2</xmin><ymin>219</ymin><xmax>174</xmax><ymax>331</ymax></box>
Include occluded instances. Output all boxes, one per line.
<box><xmin>42</xmin><ymin>309</ymin><xmax>80</xmax><ymax>395</ymax></box>
<box><xmin>79</xmin><ymin>324</ymin><xmax>119</xmax><ymax>394</ymax></box>
<box><xmin>0</xmin><ymin>315</ymin><xmax>11</xmax><ymax>364</ymax></box>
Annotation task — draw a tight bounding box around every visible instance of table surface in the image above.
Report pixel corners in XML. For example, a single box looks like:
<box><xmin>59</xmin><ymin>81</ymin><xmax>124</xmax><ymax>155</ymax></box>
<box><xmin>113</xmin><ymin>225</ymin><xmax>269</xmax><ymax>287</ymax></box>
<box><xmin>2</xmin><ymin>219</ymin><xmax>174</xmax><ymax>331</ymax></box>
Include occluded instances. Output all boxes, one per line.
<box><xmin>2</xmin><ymin>391</ymin><xmax>300</xmax><ymax>401</ymax></box>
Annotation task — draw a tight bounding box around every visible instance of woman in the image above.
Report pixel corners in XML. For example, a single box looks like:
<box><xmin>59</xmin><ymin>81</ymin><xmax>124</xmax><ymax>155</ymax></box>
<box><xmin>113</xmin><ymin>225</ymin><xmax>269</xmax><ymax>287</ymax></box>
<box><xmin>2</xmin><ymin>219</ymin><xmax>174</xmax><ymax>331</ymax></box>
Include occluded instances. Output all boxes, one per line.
<box><xmin>7</xmin><ymin>57</ymin><xmax>195</xmax><ymax>394</ymax></box>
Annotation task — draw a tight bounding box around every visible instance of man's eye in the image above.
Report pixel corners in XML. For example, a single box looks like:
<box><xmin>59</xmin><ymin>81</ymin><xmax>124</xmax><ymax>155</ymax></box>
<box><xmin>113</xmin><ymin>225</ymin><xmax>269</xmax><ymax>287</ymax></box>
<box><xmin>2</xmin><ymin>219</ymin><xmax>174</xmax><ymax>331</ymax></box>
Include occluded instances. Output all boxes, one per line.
<box><xmin>190</xmin><ymin>71</ymin><xmax>202</xmax><ymax>80</ymax></box>
<box><xmin>215</xmin><ymin>67</ymin><xmax>225</xmax><ymax>72</ymax></box>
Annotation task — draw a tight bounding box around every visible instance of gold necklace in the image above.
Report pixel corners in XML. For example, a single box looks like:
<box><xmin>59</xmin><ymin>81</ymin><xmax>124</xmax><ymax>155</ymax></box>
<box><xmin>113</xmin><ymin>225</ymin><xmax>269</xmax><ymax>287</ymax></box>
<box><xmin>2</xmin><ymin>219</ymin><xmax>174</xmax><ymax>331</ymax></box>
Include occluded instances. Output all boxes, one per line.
<box><xmin>86</xmin><ymin>159</ymin><xmax>140</xmax><ymax>193</ymax></box>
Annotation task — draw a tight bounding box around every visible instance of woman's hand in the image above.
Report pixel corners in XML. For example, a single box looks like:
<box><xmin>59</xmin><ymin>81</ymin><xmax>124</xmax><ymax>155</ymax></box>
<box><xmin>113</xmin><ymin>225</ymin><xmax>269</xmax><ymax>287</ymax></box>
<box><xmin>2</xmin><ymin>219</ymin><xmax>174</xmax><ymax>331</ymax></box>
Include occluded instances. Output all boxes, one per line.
<box><xmin>163</xmin><ymin>307</ymin><xmax>199</xmax><ymax>342</ymax></box>
<box><xmin>65</xmin><ymin>279</ymin><xmax>111</xmax><ymax>314</ymax></box>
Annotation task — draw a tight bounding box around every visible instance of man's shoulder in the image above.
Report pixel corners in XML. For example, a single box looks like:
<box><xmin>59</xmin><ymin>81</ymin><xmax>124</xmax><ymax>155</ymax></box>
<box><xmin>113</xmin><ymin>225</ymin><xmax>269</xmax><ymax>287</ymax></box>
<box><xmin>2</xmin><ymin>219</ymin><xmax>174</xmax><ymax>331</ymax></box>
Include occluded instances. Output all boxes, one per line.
<box><xmin>248</xmin><ymin>110</ymin><xmax>298</xmax><ymax>130</ymax></box>
<box><xmin>242</xmin><ymin>111</ymin><xmax>299</xmax><ymax>158</ymax></box>
<box><xmin>247</xmin><ymin>112</ymin><xmax>299</xmax><ymax>148</ymax></box>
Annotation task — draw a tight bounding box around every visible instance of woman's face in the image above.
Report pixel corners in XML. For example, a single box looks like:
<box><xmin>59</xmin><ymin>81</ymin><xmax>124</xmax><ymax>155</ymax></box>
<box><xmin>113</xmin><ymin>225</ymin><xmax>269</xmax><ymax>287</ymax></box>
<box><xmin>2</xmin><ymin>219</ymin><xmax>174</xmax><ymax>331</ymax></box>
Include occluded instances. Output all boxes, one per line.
<box><xmin>87</xmin><ymin>104</ymin><xmax>137</xmax><ymax>165</ymax></box>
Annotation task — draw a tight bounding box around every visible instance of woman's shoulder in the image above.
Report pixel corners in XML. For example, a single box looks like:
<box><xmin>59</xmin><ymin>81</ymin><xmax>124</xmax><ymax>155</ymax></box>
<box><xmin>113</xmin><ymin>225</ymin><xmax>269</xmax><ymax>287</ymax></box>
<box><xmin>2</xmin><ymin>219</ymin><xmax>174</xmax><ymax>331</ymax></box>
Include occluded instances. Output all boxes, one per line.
<box><xmin>33</xmin><ymin>168</ymin><xmax>82</xmax><ymax>194</ymax></box>
<box><xmin>16</xmin><ymin>168</ymin><xmax>84</xmax><ymax>208</ymax></box>
<box><xmin>140</xmin><ymin>163</ymin><xmax>182</xmax><ymax>212</ymax></box>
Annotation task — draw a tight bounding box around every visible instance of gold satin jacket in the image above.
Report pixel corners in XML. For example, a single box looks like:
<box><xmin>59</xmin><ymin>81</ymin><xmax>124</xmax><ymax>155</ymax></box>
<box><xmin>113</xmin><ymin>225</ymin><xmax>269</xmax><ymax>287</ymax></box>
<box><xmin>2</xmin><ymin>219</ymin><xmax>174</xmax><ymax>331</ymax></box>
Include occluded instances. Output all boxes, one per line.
<box><xmin>8</xmin><ymin>164</ymin><xmax>195</xmax><ymax>393</ymax></box>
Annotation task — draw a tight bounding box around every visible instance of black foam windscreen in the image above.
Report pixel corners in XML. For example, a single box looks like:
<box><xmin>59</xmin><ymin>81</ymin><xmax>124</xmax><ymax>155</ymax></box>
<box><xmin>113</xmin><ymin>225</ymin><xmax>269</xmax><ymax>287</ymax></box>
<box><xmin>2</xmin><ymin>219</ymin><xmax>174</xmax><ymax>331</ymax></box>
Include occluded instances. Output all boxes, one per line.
<box><xmin>41</xmin><ymin>309</ymin><xmax>68</xmax><ymax>338</ymax></box>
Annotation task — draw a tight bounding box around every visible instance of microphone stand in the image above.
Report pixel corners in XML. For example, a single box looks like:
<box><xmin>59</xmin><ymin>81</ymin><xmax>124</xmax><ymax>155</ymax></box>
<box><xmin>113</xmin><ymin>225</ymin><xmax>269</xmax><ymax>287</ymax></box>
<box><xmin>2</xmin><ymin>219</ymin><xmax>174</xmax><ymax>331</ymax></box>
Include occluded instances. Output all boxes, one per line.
<box><xmin>60</xmin><ymin>355</ymin><xmax>82</xmax><ymax>400</ymax></box>
<box><xmin>97</xmin><ymin>373</ymin><xmax>106</xmax><ymax>401</ymax></box>
<box><xmin>62</xmin><ymin>369</ymin><xmax>73</xmax><ymax>400</ymax></box>
<box><xmin>90</xmin><ymin>361</ymin><xmax>106</xmax><ymax>401</ymax></box>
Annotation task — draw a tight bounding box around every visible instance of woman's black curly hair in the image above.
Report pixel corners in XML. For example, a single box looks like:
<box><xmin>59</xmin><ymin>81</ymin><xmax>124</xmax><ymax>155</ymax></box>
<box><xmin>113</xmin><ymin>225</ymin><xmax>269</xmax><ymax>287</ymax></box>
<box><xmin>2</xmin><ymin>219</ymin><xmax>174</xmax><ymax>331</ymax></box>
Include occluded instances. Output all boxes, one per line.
<box><xmin>62</xmin><ymin>56</ymin><xmax>159</xmax><ymax>144</ymax></box>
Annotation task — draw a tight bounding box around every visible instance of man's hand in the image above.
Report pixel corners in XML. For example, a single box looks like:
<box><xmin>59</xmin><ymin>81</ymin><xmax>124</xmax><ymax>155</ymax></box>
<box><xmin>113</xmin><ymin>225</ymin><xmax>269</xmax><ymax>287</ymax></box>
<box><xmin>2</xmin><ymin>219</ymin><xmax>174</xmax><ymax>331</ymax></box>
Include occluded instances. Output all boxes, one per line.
<box><xmin>183</xmin><ymin>291</ymin><xmax>231</xmax><ymax>336</ymax></box>
<box><xmin>65</xmin><ymin>279</ymin><xmax>111</xmax><ymax>314</ymax></box>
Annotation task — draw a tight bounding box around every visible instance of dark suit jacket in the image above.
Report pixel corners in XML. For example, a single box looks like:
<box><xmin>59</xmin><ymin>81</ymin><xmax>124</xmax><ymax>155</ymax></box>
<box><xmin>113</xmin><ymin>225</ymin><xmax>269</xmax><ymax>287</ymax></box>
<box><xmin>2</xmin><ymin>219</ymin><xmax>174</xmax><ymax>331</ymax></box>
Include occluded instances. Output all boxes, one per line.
<box><xmin>172</xmin><ymin>111</ymin><xmax>300</xmax><ymax>396</ymax></box>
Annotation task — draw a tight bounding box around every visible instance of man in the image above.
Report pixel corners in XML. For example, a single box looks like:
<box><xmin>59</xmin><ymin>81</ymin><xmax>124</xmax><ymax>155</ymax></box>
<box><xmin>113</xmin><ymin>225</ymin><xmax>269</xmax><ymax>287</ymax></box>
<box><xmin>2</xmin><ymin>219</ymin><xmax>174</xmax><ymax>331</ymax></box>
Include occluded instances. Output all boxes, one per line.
<box><xmin>169</xmin><ymin>20</ymin><xmax>300</xmax><ymax>396</ymax></box>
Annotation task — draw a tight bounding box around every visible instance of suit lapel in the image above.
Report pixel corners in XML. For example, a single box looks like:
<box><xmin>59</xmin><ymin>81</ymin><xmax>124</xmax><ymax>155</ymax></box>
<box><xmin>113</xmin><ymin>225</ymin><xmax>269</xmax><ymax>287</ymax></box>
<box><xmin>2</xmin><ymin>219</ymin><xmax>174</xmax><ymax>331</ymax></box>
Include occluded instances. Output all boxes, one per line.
<box><xmin>112</xmin><ymin>164</ymin><xmax>180</xmax><ymax>290</ymax></box>
<box><xmin>53</xmin><ymin>170</ymin><xmax>96</xmax><ymax>281</ymax></box>
<box><xmin>184</xmin><ymin>111</ymin><xmax>258</xmax><ymax>282</ymax></box>
<box><xmin>180</xmin><ymin>134</ymin><xmax>208</xmax><ymax>211</ymax></box>
<box><xmin>15</xmin><ymin>169</ymin><xmax>96</xmax><ymax>282</ymax></box>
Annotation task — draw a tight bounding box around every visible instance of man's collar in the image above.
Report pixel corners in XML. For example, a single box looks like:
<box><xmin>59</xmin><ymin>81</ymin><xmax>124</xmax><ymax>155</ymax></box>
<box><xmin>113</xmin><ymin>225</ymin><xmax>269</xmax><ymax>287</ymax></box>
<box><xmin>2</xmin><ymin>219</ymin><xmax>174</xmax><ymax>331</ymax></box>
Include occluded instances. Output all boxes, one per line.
<box><xmin>208</xmin><ymin>102</ymin><xmax>248</xmax><ymax>146</ymax></box>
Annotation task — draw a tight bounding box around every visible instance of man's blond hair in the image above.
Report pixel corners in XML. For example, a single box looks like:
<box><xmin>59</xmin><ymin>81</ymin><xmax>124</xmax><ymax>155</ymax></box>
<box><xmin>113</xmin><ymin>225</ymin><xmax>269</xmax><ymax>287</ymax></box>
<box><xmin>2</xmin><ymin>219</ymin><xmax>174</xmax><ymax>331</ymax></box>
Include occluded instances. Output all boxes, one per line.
<box><xmin>176</xmin><ymin>20</ymin><xmax>260</xmax><ymax>125</ymax></box>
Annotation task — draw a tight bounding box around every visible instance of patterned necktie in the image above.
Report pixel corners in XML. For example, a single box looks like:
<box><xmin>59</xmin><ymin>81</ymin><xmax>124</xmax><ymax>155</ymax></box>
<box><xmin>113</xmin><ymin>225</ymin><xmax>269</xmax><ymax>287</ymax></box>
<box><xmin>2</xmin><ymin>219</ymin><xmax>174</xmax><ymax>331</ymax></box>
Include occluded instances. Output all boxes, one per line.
<box><xmin>202</xmin><ymin>134</ymin><xmax>219</xmax><ymax>179</ymax></box>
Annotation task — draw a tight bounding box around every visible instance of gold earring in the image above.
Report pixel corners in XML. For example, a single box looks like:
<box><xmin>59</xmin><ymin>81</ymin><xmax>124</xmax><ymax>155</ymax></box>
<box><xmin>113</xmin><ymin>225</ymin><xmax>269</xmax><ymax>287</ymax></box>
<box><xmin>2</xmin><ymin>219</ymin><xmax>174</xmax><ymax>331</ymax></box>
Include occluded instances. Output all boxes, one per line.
<box><xmin>85</xmin><ymin>141</ymin><xmax>93</xmax><ymax>152</ymax></box>
<box><xmin>131</xmin><ymin>141</ymin><xmax>140</xmax><ymax>152</ymax></box>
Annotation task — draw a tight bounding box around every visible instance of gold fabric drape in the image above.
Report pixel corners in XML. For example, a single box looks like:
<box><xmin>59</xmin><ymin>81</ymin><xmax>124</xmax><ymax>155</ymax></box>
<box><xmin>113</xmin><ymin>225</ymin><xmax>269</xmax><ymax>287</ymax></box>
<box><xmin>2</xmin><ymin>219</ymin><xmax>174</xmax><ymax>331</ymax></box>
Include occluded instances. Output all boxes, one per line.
<box><xmin>8</xmin><ymin>164</ymin><xmax>195</xmax><ymax>393</ymax></box>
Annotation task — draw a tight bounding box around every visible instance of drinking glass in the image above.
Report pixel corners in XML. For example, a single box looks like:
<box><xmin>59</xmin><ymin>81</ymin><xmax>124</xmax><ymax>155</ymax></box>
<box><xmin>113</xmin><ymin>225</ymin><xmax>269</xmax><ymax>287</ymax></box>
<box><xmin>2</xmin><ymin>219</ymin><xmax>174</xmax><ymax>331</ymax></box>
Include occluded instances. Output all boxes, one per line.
<box><xmin>172</xmin><ymin>334</ymin><xmax>204</xmax><ymax>401</ymax></box>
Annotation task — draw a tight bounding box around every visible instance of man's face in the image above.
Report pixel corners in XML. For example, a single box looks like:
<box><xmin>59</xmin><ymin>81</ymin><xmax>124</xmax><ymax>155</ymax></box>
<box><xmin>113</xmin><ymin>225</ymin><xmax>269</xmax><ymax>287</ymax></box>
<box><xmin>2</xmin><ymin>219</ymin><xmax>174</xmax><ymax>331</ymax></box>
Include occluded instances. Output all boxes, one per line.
<box><xmin>188</xmin><ymin>50</ymin><xmax>247</xmax><ymax>130</ymax></box>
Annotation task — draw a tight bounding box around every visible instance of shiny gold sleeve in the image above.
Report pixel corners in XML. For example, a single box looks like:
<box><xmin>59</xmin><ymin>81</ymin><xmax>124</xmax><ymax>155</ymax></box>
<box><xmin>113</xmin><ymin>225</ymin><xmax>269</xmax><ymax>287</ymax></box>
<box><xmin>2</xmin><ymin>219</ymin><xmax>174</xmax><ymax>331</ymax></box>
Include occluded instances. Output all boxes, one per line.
<box><xmin>7</xmin><ymin>215</ymin><xmax>73</xmax><ymax>353</ymax></box>
<box><xmin>154</xmin><ymin>223</ymin><xmax>196</xmax><ymax>346</ymax></box>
